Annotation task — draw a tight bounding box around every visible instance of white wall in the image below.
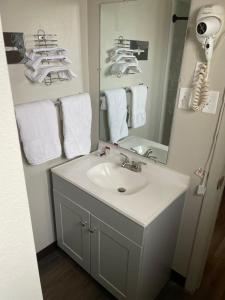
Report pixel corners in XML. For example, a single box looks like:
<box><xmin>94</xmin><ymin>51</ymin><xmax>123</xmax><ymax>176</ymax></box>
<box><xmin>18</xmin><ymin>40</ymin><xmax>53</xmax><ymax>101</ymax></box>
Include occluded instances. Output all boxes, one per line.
<box><xmin>0</xmin><ymin>0</ymin><xmax>89</xmax><ymax>252</ymax></box>
<box><xmin>100</xmin><ymin>0</ymin><xmax>172</xmax><ymax>143</ymax></box>
<box><xmin>88</xmin><ymin>0</ymin><xmax>225</xmax><ymax>279</ymax></box>
<box><xmin>0</xmin><ymin>18</ymin><xmax>43</xmax><ymax>300</ymax></box>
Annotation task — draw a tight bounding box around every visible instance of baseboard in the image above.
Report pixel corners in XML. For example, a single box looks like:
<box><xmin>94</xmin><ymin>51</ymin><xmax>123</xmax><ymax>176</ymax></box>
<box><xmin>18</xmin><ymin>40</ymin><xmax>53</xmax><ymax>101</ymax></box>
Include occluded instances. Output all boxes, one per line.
<box><xmin>171</xmin><ymin>270</ymin><xmax>186</xmax><ymax>287</ymax></box>
<box><xmin>37</xmin><ymin>244</ymin><xmax>186</xmax><ymax>288</ymax></box>
<box><xmin>37</xmin><ymin>241</ymin><xmax>57</xmax><ymax>260</ymax></box>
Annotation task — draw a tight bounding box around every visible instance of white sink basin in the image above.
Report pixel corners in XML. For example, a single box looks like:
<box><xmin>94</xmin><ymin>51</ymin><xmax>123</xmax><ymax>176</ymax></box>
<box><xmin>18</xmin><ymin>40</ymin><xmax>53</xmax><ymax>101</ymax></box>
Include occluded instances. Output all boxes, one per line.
<box><xmin>52</xmin><ymin>148</ymin><xmax>190</xmax><ymax>226</ymax></box>
<box><xmin>87</xmin><ymin>162</ymin><xmax>148</xmax><ymax>195</ymax></box>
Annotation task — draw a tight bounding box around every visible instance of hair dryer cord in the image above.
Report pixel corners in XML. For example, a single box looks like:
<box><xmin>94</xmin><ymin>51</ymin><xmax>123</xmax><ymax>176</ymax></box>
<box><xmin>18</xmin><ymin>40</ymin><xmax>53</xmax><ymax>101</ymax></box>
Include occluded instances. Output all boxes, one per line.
<box><xmin>191</xmin><ymin>63</ymin><xmax>209</xmax><ymax>112</ymax></box>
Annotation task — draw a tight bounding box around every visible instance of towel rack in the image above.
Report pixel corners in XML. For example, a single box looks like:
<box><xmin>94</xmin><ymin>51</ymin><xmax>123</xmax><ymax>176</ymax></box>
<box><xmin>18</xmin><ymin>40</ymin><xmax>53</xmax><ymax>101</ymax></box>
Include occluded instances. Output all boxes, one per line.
<box><xmin>100</xmin><ymin>84</ymin><xmax>148</xmax><ymax>96</ymax></box>
<box><xmin>54</xmin><ymin>99</ymin><xmax>61</xmax><ymax>106</ymax></box>
<box><xmin>172</xmin><ymin>14</ymin><xmax>189</xmax><ymax>23</ymax></box>
<box><xmin>100</xmin><ymin>84</ymin><xmax>149</xmax><ymax>108</ymax></box>
<box><xmin>32</xmin><ymin>29</ymin><xmax>69</xmax><ymax>85</ymax></box>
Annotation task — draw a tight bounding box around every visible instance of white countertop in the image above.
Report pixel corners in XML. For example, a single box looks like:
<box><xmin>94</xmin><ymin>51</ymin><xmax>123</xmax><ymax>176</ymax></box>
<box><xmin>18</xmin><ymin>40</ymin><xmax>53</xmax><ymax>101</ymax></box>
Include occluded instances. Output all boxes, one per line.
<box><xmin>52</xmin><ymin>149</ymin><xmax>190</xmax><ymax>227</ymax></box>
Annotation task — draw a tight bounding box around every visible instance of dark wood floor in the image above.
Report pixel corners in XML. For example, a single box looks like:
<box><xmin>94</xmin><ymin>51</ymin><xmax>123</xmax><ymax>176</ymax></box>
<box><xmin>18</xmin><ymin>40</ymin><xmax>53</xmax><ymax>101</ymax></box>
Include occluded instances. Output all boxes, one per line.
<box><xmin>38</xmin><ymin>249</ymin><xmax>115</xmax><ymax>300</ymax></box>
<box><xmin>158</xmin><ymin>194</ymin><xmax>225</xmax><ymax>300</ymax></box>
<box><xmin>38</xmin><ymin>196</ymin><xmax>225</xmax><ymax>300</ymax></box>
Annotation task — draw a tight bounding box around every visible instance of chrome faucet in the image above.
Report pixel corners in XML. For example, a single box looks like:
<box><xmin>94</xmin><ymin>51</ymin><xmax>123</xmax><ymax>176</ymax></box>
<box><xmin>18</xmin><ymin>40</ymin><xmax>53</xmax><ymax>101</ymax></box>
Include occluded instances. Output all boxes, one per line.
<box><xmin>120</xmin><ymin>153</ymin><xmax>130</xmax><ymax>168</ymax></box>
<box><xmin>143</xmin><ymin>148</ymin><xmax>158</xmax><ymax>161</ymax></box>
<box><xmin>120</xmin><ymin>153</ymin><xmax>147</xmax><ymax>172</ymax></box>
<box><xmin>143</xmin><ymin>148</ymin><xmax>153</xmax><ymax>157</ymax></box>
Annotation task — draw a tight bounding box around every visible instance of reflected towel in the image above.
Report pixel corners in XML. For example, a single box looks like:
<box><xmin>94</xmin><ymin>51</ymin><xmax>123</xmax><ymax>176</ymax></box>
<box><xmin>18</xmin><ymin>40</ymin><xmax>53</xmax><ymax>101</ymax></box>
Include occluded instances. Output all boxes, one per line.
<box><xmin>130</xmin><ymin>85</ymin><xmax>148</xmax><ymax>128</ymax></box>
<box><xmin>104</xmin><ymin>88</ymin><xmax>128</xmax><ymax>143</ymax></box>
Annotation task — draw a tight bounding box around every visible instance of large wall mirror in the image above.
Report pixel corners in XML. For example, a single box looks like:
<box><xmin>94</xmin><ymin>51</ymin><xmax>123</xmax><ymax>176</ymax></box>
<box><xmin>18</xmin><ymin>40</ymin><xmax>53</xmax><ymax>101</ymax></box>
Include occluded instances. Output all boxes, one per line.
<box><xmin>99</xmin><ymin>0</ymin><xmax>191</xmax><ymax>164</ymax></box>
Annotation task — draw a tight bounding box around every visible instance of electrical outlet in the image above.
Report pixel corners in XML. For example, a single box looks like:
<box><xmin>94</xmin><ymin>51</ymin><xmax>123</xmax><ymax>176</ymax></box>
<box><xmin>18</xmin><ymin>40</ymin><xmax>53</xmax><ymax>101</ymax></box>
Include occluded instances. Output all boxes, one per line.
<box><xmin>178</xmin><ymin>88</ymin><xmax>192</xmax><ymax>110</ymax></box>
<box><xmin>202</xmin><ymin>91</ymin><xmax>220</xmax><ymax>114</ymax></box>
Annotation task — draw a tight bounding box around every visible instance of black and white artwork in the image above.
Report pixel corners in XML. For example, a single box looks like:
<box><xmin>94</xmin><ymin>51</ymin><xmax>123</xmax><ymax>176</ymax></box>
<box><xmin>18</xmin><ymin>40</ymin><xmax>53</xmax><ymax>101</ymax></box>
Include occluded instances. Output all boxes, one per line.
<box><xmin>130</xmin><ymin>40</ymin><xmax>149</xmax><ymax>60</ymax></box>
<box><xmin>3</xmin><ymin>32</ymin><xmax>26</xmax><ymax>64</ymax></box>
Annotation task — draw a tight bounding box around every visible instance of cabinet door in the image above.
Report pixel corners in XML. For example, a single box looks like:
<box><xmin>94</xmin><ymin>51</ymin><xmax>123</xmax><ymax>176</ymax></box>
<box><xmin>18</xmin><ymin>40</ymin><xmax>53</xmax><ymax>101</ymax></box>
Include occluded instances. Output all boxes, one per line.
<box><xmin>54</xmin><ymin>191</ymin><xmax>90</xmax><ymax>272</ymax></box>
<box><xmin>90</xmin><ymin>215</ymin><xmax>142</xmax><ymax>300</ymax></box>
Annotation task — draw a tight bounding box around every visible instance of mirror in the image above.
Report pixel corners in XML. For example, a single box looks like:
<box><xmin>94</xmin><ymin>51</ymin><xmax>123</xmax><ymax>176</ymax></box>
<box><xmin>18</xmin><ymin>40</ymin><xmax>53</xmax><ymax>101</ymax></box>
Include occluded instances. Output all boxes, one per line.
<box><xmin>99</xmin><ymin>0</ymin><xmax>191</xmax><ymax>164</ymax></box>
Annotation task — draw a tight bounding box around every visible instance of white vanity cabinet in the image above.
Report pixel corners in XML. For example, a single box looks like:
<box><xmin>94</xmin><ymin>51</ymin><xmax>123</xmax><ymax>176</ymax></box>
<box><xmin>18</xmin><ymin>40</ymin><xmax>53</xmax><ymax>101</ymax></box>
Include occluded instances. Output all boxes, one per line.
<box><xmin>54</xmin><ymin>191</ymin><xmax>91</xmax><ymax>272</ymax></box>
<box><xmin>52</xmin><ymin>173</ymin><xmax>185</xmax><ymax>300</ymax></box>
<box><xmin>54</xmin><ymin>190</ymin><xmax>141</xmax><ymax>299</ymax></box>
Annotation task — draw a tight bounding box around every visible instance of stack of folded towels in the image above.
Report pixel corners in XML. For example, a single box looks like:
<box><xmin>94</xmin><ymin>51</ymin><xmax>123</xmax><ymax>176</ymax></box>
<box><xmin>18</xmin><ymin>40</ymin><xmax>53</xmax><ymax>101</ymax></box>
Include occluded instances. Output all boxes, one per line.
<box><xmin>25</xmin><ymin>47</ymin><xmax>76</xmax><ymax>83</ymax></box>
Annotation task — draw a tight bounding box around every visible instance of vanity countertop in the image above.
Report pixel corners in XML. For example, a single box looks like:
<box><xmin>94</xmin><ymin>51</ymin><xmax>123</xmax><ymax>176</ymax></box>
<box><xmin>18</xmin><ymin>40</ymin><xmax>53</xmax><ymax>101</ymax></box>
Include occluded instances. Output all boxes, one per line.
<box><xmin>52</xmin><ymin>149</ymin><xmax>190</xmax><ymax>227</ymax></box>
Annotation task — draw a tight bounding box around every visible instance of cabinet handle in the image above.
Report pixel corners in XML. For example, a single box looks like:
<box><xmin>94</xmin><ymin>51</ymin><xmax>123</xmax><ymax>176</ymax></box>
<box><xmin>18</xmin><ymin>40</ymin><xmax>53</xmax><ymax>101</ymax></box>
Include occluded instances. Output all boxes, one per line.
<box><xmin>88</xmin><ymin>227</ymin><xmax>96</xmax><ymax>233</ymax></box>
<box><xmin>80</xmin><ymin>221</ymin><xmax>87</xmax><ymax>228</ymax></box>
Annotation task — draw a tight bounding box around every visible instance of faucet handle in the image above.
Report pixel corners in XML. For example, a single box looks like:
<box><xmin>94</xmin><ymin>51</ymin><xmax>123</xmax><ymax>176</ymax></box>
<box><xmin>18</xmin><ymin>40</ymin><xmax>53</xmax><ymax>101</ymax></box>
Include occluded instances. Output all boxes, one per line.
<box><xmin>120</xmin><ymin>153</ymin><xmax>129</xmax><ymax>162</ymax></box>
<box><xmin>131</xmin><ymin>160</ymin><xmax>147</xmax><ymax>171</ymax></box>
<box><xmin>137</xmin><ymin>161</ymin><xmax>147</xmax><ymax>166</ymax></box>
<box><xmin>134</xmin><ymin>161</ymin><xmax>147</xmax><ymax>168</ymax></box>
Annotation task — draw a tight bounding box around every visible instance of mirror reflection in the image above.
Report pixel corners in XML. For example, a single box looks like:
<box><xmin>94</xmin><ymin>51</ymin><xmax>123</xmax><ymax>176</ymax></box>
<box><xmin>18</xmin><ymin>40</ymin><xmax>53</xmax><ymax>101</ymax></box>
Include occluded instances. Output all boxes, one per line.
<box><xmin>99</xmin><ymin>0</ymin><xmax>191</xmax><ymax>164</ymax></box>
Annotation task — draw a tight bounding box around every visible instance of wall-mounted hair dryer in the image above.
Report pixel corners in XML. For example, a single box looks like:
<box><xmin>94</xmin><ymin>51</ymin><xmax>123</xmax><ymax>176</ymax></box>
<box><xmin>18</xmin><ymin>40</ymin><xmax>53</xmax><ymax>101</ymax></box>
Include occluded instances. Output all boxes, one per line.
<box><xmin>191</xmin><ymin>5</ymin><xmax>225</xmax><ymax>111</ymax></box>
<box><xmin>196</xmin><ymin>5</ymin><xmax>224</xmax><ymax>62</ymax></box>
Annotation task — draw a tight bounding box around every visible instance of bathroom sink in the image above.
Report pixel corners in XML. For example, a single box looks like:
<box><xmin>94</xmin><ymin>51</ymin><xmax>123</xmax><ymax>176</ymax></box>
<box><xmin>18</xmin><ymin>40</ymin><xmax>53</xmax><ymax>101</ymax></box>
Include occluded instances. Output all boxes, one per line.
<box><xmin>52</xmin><ymin>148</ymin><xmax>190</xmax><ymax>226</ymax></box>
<box><xmin>87</xmin><ymin>162</ymin><xmax>148</xmax><ymax>195</ymax></box>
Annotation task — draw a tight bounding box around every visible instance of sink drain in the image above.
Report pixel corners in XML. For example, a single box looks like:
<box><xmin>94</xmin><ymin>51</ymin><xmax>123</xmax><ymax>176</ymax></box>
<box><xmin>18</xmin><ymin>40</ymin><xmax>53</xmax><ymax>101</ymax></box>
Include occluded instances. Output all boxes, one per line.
<box><xmin>117</xmin><ymin>187</ymin><xmax>126</xmax><ymax>193</ymax></box>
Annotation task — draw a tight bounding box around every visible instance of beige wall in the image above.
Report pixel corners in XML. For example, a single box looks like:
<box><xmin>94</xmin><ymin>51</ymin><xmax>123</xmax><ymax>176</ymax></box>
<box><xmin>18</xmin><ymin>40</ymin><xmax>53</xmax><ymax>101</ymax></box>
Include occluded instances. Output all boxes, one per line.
<box><xmin>88</xmin><ymin>0</ymin><xmax>225</xmax><ymax>278</ymax></box>
<box><xmin>0</xmin><ymin>0</ymin><xmax>89</xmax><ymax>252</ymax></box>
<box><xmin>169</xmin><ymin>0</ymin><xmax>225</xmax><ymax>281</ymax></box>
<box><xmin>99</xmin><ymin>0</ymin><xmax>172</xmax><ymax>143</ymax></box>
<box><xmin>0</xmin><ymin>18</ymin><xmax>42</xmax><ymax>299</ymax></box>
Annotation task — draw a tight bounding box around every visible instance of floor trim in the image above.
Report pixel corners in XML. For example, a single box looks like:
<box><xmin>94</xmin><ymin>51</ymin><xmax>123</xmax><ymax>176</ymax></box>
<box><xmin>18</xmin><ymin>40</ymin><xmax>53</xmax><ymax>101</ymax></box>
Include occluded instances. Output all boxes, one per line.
<box><xmin>171</xmin><ymin>270</ymin><xmax>186</xmax><ymax>287</ymax></box>
<box><xmin>37</xmin><ymin>242</ymin><xmax>58</xmax><ymax>260</ymax></box>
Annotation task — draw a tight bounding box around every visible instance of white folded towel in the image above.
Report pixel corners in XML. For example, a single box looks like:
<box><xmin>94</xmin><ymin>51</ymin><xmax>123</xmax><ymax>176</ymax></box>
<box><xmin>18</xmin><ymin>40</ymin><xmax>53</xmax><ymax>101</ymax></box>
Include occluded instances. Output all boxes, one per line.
<box><xmin>15</xmin><ymin>100</ymin><xmax>62</xmax><ymax>165</ymax></box>
<box><xmin>60</xmin><ymin>93</ymin><xmax>92</xmax><ymax>159</ymax></box>
<box><xmin>25</xmin><ymin>66</ymin><xmax>76</xmax><ymax>83</ymax></box>
<box><xmin>110</xmin><ymin>62</ymin><xmax>141</xmax><ymax>77</ymax></box>
<box><xmin>26</xmin><ymin>55</ymin><xmax>71</xmax><ymax>71</ymax></box>
<box><xmin>130</xmin><ymin>85</ymin><xmax>148</xmax><ymax>128</ymax></box>
<box><xmin>104</xmin><ymin>89</ymin><xmax>128</xmax><ymax>143</ymax></box>
<box><xmin>26</xmin><ymin>47</ymin><xmax>67</xmax><ymax>60</ymax></box>
<box><xmin>111</xmin><ymin>53</ymin><xmax>138</xmax><ymax>63</ymax></box>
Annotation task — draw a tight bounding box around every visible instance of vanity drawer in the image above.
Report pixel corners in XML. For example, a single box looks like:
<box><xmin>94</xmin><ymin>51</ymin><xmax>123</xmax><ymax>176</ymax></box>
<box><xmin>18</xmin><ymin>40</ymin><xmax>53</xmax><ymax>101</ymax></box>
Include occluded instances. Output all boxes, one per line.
<box><xmin>52</xmin><ymin>174</ymin><xmax>144</xmax><ymax>246</ymax></box>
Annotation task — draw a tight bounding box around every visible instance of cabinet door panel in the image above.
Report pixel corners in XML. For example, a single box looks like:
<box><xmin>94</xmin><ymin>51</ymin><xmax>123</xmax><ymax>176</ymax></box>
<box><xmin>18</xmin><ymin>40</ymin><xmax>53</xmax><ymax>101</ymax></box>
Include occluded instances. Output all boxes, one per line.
<box><xmin>91</xmin><ymin>215</ymin><xmax>142</xmax><ymax>300</ymax></box>
<box><xmin>54</xmin><ymin>190</ymin><xmax>90</xmax><ymax>272</ymax></box>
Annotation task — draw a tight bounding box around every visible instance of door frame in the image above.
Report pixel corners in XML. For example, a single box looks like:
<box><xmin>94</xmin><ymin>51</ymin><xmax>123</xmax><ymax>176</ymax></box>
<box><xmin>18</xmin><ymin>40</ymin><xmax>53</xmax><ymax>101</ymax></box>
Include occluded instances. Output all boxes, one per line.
<box><xmin>185</xmin><ymin>165</ymin><xmax>225</xmax><ymax>293</ymax></box>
